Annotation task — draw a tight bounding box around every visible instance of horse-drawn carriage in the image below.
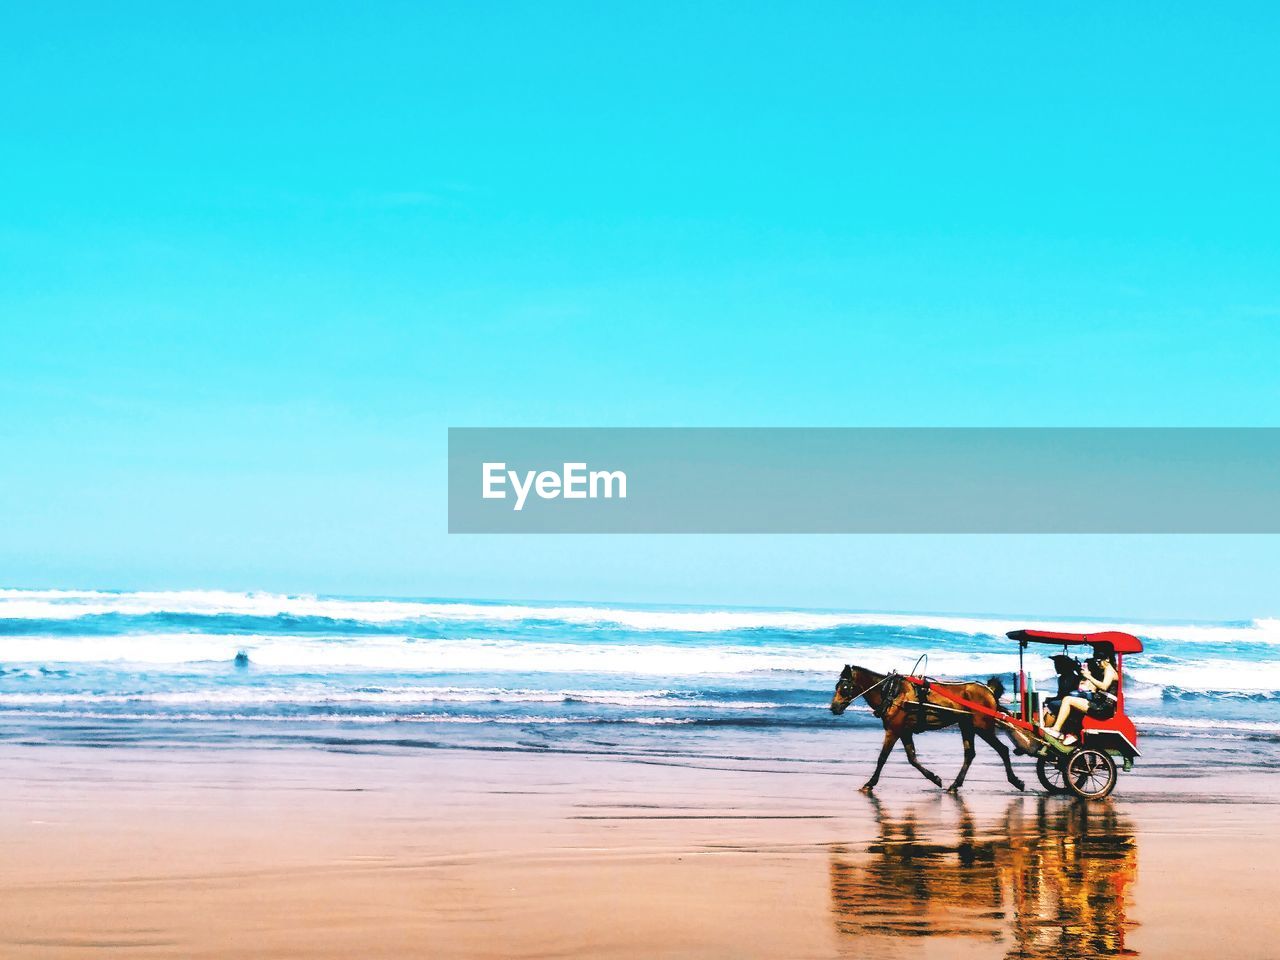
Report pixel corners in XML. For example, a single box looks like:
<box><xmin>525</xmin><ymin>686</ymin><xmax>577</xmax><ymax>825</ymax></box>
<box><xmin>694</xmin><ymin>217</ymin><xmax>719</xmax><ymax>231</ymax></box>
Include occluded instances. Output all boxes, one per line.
<box><xmin>830</xmin><ymin>628</ymin><xmax>1144</xmax><ymax>801</ymax></box>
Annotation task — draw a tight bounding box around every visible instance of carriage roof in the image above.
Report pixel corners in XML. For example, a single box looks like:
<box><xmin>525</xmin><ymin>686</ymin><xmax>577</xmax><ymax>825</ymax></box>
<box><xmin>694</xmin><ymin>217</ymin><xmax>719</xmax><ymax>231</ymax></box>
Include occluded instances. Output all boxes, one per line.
<box><xmin>1005</xmin><ymin>629</ymin><xmax>1143</xmax><ymax>654</ymax></box>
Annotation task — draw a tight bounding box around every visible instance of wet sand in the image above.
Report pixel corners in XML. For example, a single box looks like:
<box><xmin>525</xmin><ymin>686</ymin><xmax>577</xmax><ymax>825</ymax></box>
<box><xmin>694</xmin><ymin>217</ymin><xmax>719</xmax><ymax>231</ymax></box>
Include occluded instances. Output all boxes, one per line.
<box><xmin>1</xmin><ymin>730</ymin><xmax>1277</xmax><ymax>959</ymax></box>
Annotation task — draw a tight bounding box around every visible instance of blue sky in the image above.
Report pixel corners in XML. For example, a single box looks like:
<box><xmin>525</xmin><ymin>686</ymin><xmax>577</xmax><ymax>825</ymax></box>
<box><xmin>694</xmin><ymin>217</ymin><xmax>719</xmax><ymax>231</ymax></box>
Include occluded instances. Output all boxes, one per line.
<box><xmin>3</xmin><ymin>3</ymin><xmax>1278</xmax><ymax>618</ymax></box>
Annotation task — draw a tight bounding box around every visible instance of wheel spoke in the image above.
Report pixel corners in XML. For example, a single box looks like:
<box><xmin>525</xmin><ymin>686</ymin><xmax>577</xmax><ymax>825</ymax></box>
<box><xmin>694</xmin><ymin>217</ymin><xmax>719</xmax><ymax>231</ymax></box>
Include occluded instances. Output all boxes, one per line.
<box><xmin>1065</xmin><ymin>749</ymin><xmax>1115</xmax><ymax>798</ymax></box>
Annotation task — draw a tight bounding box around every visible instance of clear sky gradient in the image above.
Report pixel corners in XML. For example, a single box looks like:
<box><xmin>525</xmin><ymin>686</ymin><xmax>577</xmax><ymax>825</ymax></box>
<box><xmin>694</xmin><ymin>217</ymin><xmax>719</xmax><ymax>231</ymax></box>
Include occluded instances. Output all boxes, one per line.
<box><xmin>3</xmin><ymin>4</ymin><xmax>1278</xmax><ymax>619</ymax></box>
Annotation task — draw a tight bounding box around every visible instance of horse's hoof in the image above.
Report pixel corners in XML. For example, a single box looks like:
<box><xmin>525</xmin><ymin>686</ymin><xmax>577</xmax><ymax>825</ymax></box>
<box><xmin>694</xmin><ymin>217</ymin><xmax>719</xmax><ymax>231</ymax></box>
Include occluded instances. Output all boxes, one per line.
<box><xmin>1013</xmin><ymin>779</ymin><xmax>1026</xmax><ymax>792</ymax></box>
<box><xmin>859</xmin><ymin>783</ymin><xmax>876</xmax><ymax>794</ymax></box>
<box><xmin>946</xmin><ymin>784</ymin><xmax>962</xmax><ymax>794</ymax></box>
<box><xmin>930</xmin><ymin>777</ymin><xmax>943</xmax><ymax>788</ymax></box>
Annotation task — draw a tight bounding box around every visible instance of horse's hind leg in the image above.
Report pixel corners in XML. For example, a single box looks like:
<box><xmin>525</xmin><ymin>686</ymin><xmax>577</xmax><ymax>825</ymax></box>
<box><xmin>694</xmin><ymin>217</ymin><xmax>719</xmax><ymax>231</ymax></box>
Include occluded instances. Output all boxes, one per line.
<box><xmin>900</xmin><ymin>731</ymin><xmax>943</xmax><ymax>788</ymax></box>
<box><xmin>978</xmin><ymin>725</ymin><xmax>1025</xmax><ymax>791</ymax></box>
<box><xmin>861</xmin><ymin>729</ymin><xmax>898</xmax><ymax>792</ymax></box>
<box><xmin>947</xmin><ymin>715</ymin><xmax>977</xmax><ymax>793</ymax></box>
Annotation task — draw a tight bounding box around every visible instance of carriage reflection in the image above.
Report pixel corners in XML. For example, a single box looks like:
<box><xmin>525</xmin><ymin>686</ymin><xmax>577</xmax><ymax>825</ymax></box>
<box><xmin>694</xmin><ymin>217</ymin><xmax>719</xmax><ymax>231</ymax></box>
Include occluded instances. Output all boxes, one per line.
<box><xmin>829</xmin><ymin>796</ymin><xmax>1137</xmax><ymax>959</ymax></box>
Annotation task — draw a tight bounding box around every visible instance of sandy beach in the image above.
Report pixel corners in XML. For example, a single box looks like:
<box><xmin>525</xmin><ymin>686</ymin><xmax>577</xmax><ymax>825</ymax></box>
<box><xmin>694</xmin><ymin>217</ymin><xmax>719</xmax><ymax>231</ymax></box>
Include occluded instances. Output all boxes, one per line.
<box><xmin>2</xmin><ymin>729</ymin><xmax>1277</xmax><ymax>960</ymax></box>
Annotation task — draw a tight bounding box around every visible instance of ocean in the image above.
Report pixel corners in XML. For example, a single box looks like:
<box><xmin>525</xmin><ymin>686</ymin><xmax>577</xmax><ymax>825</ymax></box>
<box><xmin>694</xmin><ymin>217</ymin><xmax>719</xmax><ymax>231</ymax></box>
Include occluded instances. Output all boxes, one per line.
<box><xmin>1</xmin><ymin>589</ymin><xmax>1277</xmax><ymax>757</ymax></box>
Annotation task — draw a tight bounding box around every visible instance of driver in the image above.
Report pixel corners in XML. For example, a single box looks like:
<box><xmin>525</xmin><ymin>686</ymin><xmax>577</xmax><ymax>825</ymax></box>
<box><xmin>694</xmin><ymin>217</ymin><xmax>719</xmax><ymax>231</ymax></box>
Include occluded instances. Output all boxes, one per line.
<box><xmin>1044</xmin><ymin>644</ymin><xmax>1118</xmax><ymax>746</ymax></box>
<box><xmin>1041</xmin><ymin>654</ymin><xmax>1081</xmax><ymax>727</ymax></box>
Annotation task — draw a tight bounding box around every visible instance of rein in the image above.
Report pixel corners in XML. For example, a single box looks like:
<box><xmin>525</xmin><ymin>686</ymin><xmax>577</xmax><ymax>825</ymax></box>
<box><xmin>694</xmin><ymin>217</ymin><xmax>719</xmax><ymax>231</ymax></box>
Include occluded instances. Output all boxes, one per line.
<box><xmin>852</xmin><ymin>673</ymin><xmax>893</xmax><ymax>701</ymax></box>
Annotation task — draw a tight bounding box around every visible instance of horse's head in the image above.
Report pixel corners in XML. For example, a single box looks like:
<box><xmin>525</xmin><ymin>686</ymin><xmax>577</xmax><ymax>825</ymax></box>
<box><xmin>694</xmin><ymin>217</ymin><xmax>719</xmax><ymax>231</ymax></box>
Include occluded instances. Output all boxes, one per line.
<box><xmin>831</xmin><ymin>665</ymin><xmax>858</xmax><ymax>715</ymax></box>
<box><xmin>832</xmin><ymin>664</ymin><xmax>888</xmax><ymax>715</ymax></box>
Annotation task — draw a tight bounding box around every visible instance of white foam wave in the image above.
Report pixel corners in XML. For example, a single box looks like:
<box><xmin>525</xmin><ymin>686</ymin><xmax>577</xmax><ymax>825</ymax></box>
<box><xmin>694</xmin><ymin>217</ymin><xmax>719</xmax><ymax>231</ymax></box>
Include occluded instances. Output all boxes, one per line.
<box><xmin>0</xmin><ymin>709</ymin><xmax>697</xmax><ymax>726</ymax></box>
<box><xmin>1134</xmin><ymin>715</ymin><xmax>1280</xmax><ymax>735</ymax></box>
<box><xmin>1125</xmin><ymin>663</ymin><xmax>1280</xmax><ymax>694</ymax></box>
<box><xmin>0</xmin><ymin>632</ymin><xmax>1018</xmax><ymax>676</ymax></box>
<box><xmin>2</xmin><ymin>589</ymin><xmax>1279</xmax><ymax>647</ymax></box>
<box><xmin>4</xmin><ymin>631</ymin><xmax>1280</xmax><ymax>695</ymax></box>
<box><xmin>0</xmin><ymin>687</ymin><xmax>787</xmax><ymax>710</ymax></box>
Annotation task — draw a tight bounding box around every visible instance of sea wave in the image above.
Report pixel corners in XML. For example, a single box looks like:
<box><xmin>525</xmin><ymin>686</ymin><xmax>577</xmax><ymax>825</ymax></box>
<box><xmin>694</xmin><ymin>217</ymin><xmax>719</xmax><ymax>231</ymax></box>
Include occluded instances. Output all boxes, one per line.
<box><xmin>7</xmin><ymin>706</ymin><xmax>1275</xmax><ymax>738</ymax></box>
<box><xmin>2</xmin><ymin>589</ymin><xmax>1278</xmax><ymax>647</ymax></box>
<box><xmin>1160</xmin><ymin>686</ymin><xmax>1280</xmax><ymax>702</ymax></box>
<box><xmin>1</xmin><ymin>631</ymin><xmax>1278</xmax><ymax>696</ymax></box>
<box><xmin>0</xmin><ymin>687</ymin><xmax>791</xmax><ymax>710</ymax></box>
<box><xmin>1134</xmin><ymin>715</ymin><xmax>1280</xmax><ymax>735</ymax></box>
<box><xmin>2</xmin><ymin>590</ymin><xmax>1278</xmax><ymax>747</ymax></box>
<box><xmin>0</xmin><ymin>709</ymin><xmax>700</xmax><ymax>726</ymax></box>
<box><xmin>0</xmin><ymin>632</ymin><xmax>1037</xmax><ymax>676</ymax></box>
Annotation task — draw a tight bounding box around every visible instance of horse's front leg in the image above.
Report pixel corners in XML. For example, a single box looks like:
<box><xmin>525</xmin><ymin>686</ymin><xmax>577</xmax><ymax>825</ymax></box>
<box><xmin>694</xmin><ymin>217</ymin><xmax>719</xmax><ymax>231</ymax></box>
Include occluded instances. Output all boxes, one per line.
<box><xmin>861</xmin><ymin>729</ymin><xmax>898</xmax><ymax>792</ymax></box>
<box><xmin>947</xmin><ymin>715</ymin><xmax>977</xmax><ymax>792</ymax></box>
<box><xmin>900</xmin><ymin>731</ymin><xmax>943</xmax><ymax>788</ymax></box>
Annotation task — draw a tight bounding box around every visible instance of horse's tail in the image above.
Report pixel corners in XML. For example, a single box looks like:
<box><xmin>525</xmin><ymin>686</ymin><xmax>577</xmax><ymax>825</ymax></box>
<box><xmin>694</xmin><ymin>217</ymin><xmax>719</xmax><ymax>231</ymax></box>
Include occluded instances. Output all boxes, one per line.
<box><xmin>986</xmin><ymin>676</ymin><xmax>1006</xmax><ymax>702</ymax></box>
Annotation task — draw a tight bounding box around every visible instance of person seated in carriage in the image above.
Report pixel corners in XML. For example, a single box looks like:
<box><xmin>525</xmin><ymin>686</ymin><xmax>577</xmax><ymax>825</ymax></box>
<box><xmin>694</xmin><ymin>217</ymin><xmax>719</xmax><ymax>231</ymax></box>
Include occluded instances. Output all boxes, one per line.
<box><xmin>1041</xmin><ymin>654</ymin><xmax>1082</xmax><ymax>724</ymax></box>
<box><xmin>1043</xmin><ymin>643</ymin><xmax>1119</xmax><ymax>746</ymax></box>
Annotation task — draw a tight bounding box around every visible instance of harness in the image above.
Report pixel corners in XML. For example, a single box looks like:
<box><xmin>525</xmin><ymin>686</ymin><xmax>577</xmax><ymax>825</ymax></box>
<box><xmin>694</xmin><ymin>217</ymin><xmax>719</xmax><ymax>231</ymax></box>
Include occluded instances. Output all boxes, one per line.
<box><xmin>848</xmin><ymin>673</ymin><xmax>895</xmax><ymax>717</ymax></box>
<box><xmin>884</xmin><ymin>672</ymin><xmax>935</xmax><ymax>730</ymax></box>
<box><xmin>914</xmin><ymin>676</ymin><xmax>932</xmax><ymax>731</ymax></box>
<box><xmin>867</xmin><ymin>672</ymin><xmax>934</xmax><ymax>730</ymax></box>
<box><xmin>899</xmin><ymin>673</ymin><xmax>1038</xmax><ymax>734</ymax></box>
<box><xmin>874</xmin><ymin>674</ymin><xmax>901</xmax><ymax>718</ymax></box>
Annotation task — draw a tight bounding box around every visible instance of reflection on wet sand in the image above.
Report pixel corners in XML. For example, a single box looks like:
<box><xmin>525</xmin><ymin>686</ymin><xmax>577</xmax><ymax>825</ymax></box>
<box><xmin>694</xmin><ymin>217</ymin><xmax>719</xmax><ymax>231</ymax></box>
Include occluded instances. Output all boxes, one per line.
<box><xmin>830</xmin><ymin>796</ymin><xmax>1137</xmax><ymax>959</ymax></box>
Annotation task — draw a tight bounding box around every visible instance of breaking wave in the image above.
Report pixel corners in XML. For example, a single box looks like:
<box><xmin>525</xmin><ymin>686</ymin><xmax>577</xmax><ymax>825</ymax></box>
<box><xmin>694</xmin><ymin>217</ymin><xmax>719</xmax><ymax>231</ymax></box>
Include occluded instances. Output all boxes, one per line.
<box><xmin>1</xmin><ymin>588</ymin><xmax>1276</xmax><ymax>746</ymax></box>
<box><xmin>1</xmin><ymin>588</ymin><xmax>1277</xmax><ymax>647</ymax></box>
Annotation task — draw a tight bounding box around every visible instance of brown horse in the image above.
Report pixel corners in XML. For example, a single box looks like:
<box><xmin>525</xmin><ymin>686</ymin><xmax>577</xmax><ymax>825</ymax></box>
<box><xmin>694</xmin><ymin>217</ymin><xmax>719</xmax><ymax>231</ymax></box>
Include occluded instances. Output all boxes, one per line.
<box><xmin>830</xmin><ymin>664</ymin><xmax>1025</xmax><ymax>793</ymax></box>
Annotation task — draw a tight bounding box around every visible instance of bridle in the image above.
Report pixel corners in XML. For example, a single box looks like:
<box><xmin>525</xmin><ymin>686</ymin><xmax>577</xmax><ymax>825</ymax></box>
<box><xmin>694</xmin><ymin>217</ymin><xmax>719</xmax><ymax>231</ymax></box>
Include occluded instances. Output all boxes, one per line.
<box><xmin>839</xmin><ymin>670</ymin><xmax>894</xmax><ymax>705</ymax></box>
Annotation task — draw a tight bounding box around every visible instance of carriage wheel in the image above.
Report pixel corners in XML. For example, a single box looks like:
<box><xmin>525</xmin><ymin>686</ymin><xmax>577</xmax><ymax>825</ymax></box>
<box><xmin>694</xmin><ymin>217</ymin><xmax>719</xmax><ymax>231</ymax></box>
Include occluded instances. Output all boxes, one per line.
<box><xmin>1064</xmin><ymin>747</ymin><xmax>1117</xmax><ymax>800</ymax></box>
<box><xmin>1035</xmin><ymin>756</ymin><xmax>1070</xmax><ymax>794</ymax></box>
